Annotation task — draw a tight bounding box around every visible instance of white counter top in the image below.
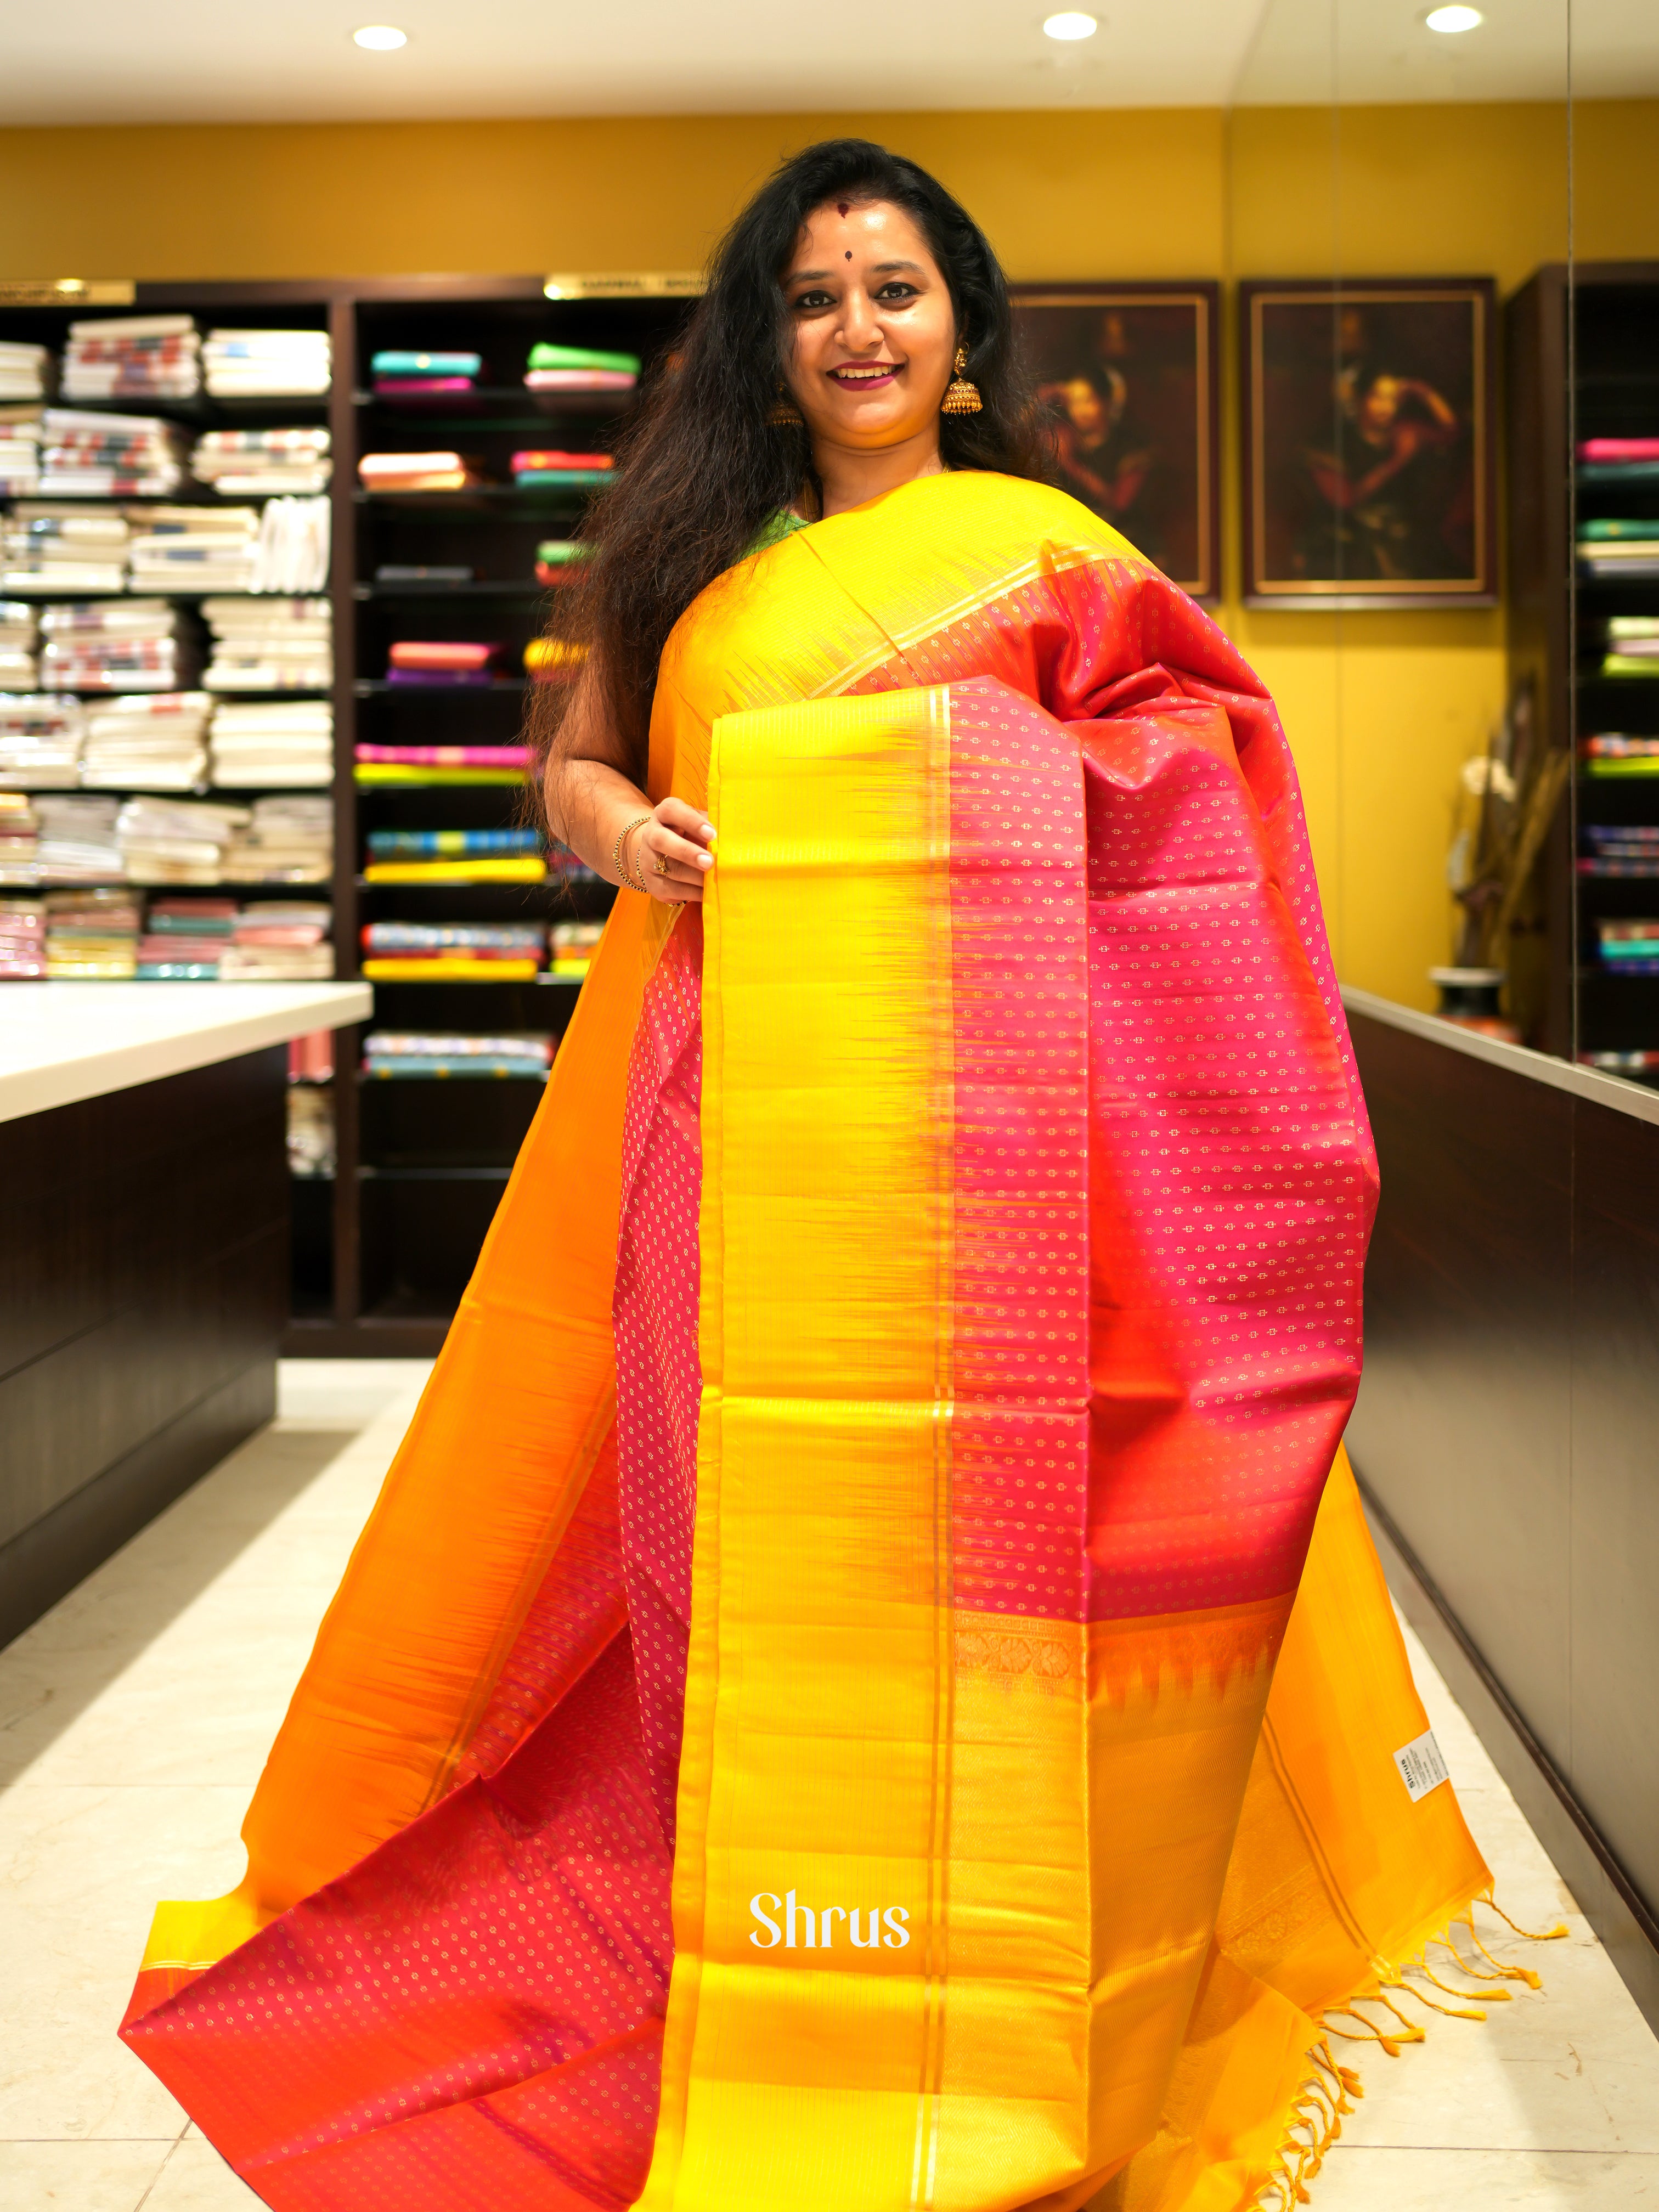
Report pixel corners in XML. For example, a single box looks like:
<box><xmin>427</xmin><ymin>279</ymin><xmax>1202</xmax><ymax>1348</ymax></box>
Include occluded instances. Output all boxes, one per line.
<box><xmin>0</xmin><ymin>980</ymin><xmax>373</xmax><ymax>1125</ymax></box>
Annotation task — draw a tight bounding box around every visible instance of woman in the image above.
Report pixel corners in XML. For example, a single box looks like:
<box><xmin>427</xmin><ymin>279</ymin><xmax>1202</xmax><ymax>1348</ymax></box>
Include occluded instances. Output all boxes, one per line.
<box><xmin>123</xmin><ymin>142</ymin><xmax>1499</xmax><ymax>2212</ymax></box>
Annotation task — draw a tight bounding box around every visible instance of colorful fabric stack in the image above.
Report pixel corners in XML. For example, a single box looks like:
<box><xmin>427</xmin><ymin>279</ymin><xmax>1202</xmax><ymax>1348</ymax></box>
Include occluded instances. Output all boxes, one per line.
<box><xmin>1601</xmin><ymin>615</ymin><xmax>1659</xmax><ymax>678</ymax></box>
<box><xmin>203</xmin><ymin>329</ymin><xmax>331</xmax><ymax>397</ymax></box>
<box><xmin>1581</xmin><ymin>733</ymin><xmax>1659</xmax><ymax>776</ymax></box>
<box><xmin>0</xmin><ymin>343</ymin><xmax>50</xmax><ymax>401</ymax></box>
<box><xmin>1579</xmin><ymin>825</ymin><xmax>1659</xmax><ymax>878</ymax></box>
<box><xmin>1599</xmin><ymin>919</ymin><xmax>1659</xmax><ymax>974</ymax></box>
<box><xmin>61</xmin><ymin>317</ymin><xmax>200</xmax><ymax>401</ymax></box>
<box><xmin>1578</xmin><ymin>519</ymin><xmax>1659</xmax><ymax>580</ymax></box>
<box><xmin>523</xmin><ymin>637</ymin><xmax>585</xmax><ymax>684</ymax></box>
<box><xmin>363</xmin><ymin>1030</ymin><xmax>555</xmax><ymax>1079</ymax></box>
<box><xmin>0</xmin><ymin>697</ymin><xmax>82</xmax><ymax>787</ymax></box>
<box><xmin>39</xmin><ymin>602</ymin><xmax>186</xmax><ymax>693</ymax></box>
<box><xmin>222</xmin><ymin>795</ymin><xmax>332</xmax><ymax>883</ymax></box>
<box><xmin>523</xmin><ymin>342</ymin><xmax>639</xmax><ymax>395</ymax></box>
<box><xmin>359</xmin><ymin>919</ymin><xmax>545</xmax><ymax>980</ymax></box>
<box><xmin>386</xmin><ymin>640</ymin><xmax>498</xmax><ymax>686</ymax></box>
<box><xmin>0</xmin><ymin>602</ymin><xmax>37</xmax><ymax>689</ymax></box>
<box><xmin>116</xmin><ymin>796</ymin><xmax>250</xmax><ymax>885</ymax></box>
<box><xmin>204</xmin><ymin>599</ymin><xmax>332</xmax><ymax>693</ymax></box>
<box><xmin>128</xmin><ymin>507</ymin><xmax>263</xmax><ymax>594</ymax></box>
<box><xmin>1579</xmin><ymin>436</ymin><xmax>1659</xmax><ymax>485</ymax></box>
<box><xmin>548</xmin><ymin>918</ymin><xmax>604</xmax><ymax>977</ymax></box>
<box><xmin>510</xmin><ymin>448</ymin><xmax>613</xmax><ymax>489</ymax></box>
<box><xmin>0</xmin><ymin>896</ymin><xmax>45</xmax><ymax>974</ymax></box>
<box><xmin>218</xmin><ymin>901</ymin><xmax>332</xmax><ymax>979</ymax></box>
<box><xmin>354</xmin><ymin>741</ymin><xmax>528</xmax><ymax>786</ymax></box>
<box><xmin>81</xmin><ymin>692</ymin><xmax>212</xmax><ymax>789</ymax></box>
<box><xmin>0</xmin><ymin>408</ymin><xmax>42</xmax><ymax>494</ymax></box>
<box><xmin>0</xmin><ymin>799</ymin><xmax>40</xmax><ymax>887</ymax></box>
<box><xmin>371</xmin><ymin>349</ymin><xmax>483</xmax><ymax>399</ymax></box>
<box><xmin>192</xmin><ymin>427</ymin><xmax>331</xmax><ymax>495</ymax></box>
<box><xmin>43</xmin><ymin>887</ymin><xmax>140</xmax><ymax>971</ymax></box>
<box><xmin>2</xmin><ymin>504</ymin><xmax>129</xmax><ymax>594</ymax></box>
<box><xmin>358</xmin><ymin>451</ymin><xmax>482</xmax><ymax>494</ymax></box>
<box><xmin>39</xmin><ymin>409</ymin><xmax>185</xmax><ymax>495</ymax></box>
<box><xmin>534</xmin><ymin>538</ymin><xmax>589</xmax><ymax>586</ymax></box>
<box><xmin>35</xmin><ymin>795</ymin><xmax>121</xmax><ymax>881</ymax></box>
<box><xmin>363</xmin><ymin>827</ymin><xmax>544</xmax><ymax>883</ymax></box>
<box><xmin>209</xmin><ymin>701</ymin><xmax>333</xmax><ymax>787</ymax></box>
<box><xmin>136</xmin><ymin>897</ymin><xmax>239</xmax><ymax>978</ymax></box>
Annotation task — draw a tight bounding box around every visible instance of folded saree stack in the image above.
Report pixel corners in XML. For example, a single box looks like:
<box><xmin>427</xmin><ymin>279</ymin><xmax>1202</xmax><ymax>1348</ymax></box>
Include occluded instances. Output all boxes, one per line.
<box><xmin>39</xmin><ymin>408</ymin><xmax>185</xmax><ymax>495</ymax></box>
<box><xmin>363</xmin><ymin>1030</ymin><xmax>555</xmax><ymax>1080</ymax></box>
<box><xmin>511</xmin><ymin>447</ymin><xmax>613</xmax><ymax>488</ymax></box>
<box><xmin>80</xmin><ymin>692</ymin><xmax>212</xmax><ymax>789</ymax></box>
<box><xmin>1578</xmin><ymin>518</ymin><xmax>1659</xmax><ymax>578</ymax></box>
<box><xmin>0</xmin><ymin>601</ymin><xmax>36</xmax><ymax>688</ymax></box>
<box><xmin>1578</xmin><ymin>433</ymin><xmax>1659</xmax><ymax>484</ymax></box>
<box><xmin>1579</xmin><ymin>823</ymin><xmax>1659</xmax><ymax>877</ymax></box>
<box><xmin>358</xmin><ymin>450</ymin><xmax>483</xmax><ymax>493</ymax></box>
<box><xmin>0</xmin><ymin>408</ymin><xmax>43</xmax><ymax>494</ymax></box>
<box><xmin>358</xmin><ymin>917</ymin><xmax>545</xmax><ymax>979</ymax></box>
<box><xmin>191</xmin><ymin>428</ymin><xmax>332</xmax><ymax>496</ymax></box>
<box><xmin>219</xmin><ymin>795</ymin><xmax>332</xmax><ymax>883</ymax></box>
<box><xmin>61</xmin><ymin>317</ymin><xmax>199</xmax><ymax>401</ymax></box>
<box><xmin>534</xmin><ymin>537</ymin><xmax>589</xmax><ymax>585</ymax></box>
<box><xmin>128</xmin><ymin>507</ymin><xmax>263</xmax><ymax>594</ymax></box>
<box><xmin>204</xmin><ymin>599</ymin><xmax>332</xmax><ymax>694</ymax></box>
<box><xmin>217</xmin><ymin>900</ymin><xmax>334</xmax><ymax>978</ymax></box>
<box><xmin>208</xmin><ymin>702</ymin><xmax>334</xmax><ymax>788</ymax></box>
<box><xmin>43</xmin><ymin>884</ymin><xmax>138</xmax><ymax>971</ymax></box>
<box><xmin>1581</xmin><ymin>732</ymin><xmax>1659</xmax><ymax>775</ymax></box>
<box><xmin>0</xmin><ymin>342</ymin><xmax>50</xmax><ymax>401</ymax></box>
<box><xmin>116</xmin><ymin>796</ymin><xmax>250</xmax><ymax>885</ymax></box>
<box><xmin>372</xmin><ymin>349</ymin><xmax>483</xmax><ymax>400</ymax></box>
<box><xmin>0</xmin><ymin>891</ymin><xmax>45</xmax><ymax>972</ymax></box>
<box><xmin>34</xmin><ymin>796</ymin><xmax>120</xmax><ymax>882</ymax></box>
<box><xmin>136</xmin><ymin>898</ymin><xmax>239</xmax><ymax>979</ymax></box>
<box><xmin>0</xmin><ymin>799</ymin><xmax>40</xmax><ymax>887</ymax></box>
<box><xmin>363</xmin><ymin>826</ymin><xmax>544</xmax><ymax>883</ymax></box>
<box><xmin>203</xmin><ymin>329</ymin><xmax>331</xmax><ymax>398</ymax></box>
<box><xmin>39</xmin><ymin>602</ymin><xmax>188</xmax><ymax>692</ymax></box>
<box><xmin>2</xmin><ymin>504</ymin><xmax>129</xmax><ymax>593</ymax></box>
<box><xmin>0</xmin><ymin>697</ymin><xmax>81</xmax><ymax>787</ymax></box>
<box><xmin>353</xmin><ymin>740</ymin><xmax>529</xmax><ymax>785</ymax></box>
<box><xmin>523</xmin><ymin>341</ymin><xmax>639</xmax><ymax>394</ymax></box>
<box><xmin>386</xmin><ymin>639</ymin><xmax>499</xmax><ymax>685</ymax></box>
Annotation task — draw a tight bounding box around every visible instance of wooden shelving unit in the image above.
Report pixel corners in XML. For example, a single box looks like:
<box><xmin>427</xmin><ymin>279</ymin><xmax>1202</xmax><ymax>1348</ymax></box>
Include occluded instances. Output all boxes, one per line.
<box><xmin>1506</xmin><ymin>260</ymin><xmax>1659</xmax><ymax>1064</ymax></box>
<box><xmin>0</xmin><ymin>274</ymin><xmax>695</xmax><ymax>1356</ymax></box>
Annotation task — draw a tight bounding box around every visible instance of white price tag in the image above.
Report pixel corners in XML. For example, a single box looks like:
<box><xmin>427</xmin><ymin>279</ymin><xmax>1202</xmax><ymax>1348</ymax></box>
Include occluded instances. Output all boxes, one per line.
<box><xmin>1393</xmin><ymin>1727</ymin><xmax>1451</xmax><ymax>1803</ymax></box>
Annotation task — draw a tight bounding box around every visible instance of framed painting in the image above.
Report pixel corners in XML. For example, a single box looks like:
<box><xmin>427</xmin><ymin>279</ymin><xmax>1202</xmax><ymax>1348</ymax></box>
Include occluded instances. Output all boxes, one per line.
<box><xmin>1240</xmin><ymin>277</ymin><xmax>1497</xmax><ymax>608</ymax></box>
<box><xmin>1012</xmin><ymin>281</ymin><xmax>1220</xmax><ymax>601</ymax></box>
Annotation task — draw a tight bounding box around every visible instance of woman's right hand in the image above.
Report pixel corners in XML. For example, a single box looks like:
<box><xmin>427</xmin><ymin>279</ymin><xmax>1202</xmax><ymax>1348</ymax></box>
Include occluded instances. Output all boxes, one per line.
<box><xmin>629</xmin><ymin>796</ymin><xmax>716</xmax><ymax>904</ymax></box>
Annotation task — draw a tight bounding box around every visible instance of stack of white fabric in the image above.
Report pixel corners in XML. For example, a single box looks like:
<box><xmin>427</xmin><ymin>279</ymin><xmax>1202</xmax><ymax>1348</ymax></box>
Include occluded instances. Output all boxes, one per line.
<box><xmin>80</xmin><ymin>693</ymin><xmax>212</xmax><ymax>791</ymax></box>
<box><xmin>34</xmin><ymin>794</ymin><xmax>121</xmax><ymax>881</ymax></box>
<box><xmin>115</xmin><ymin>795</ymin><xmax>250</xmax><ymax>885</ymax></box>
<box><xmin>208</xmin><ymin>699</ymin><xmax>332</xmax><ymax>788</ymax></box>
<box><xmin>0</xmin><ymin>343</ymin><xmax>50</xmax><ymax>400</ymax></box>
<box><xmin>38</xmin><ymin>602</ymin><xmax>185</xmax><ymax>693</ymax></box>
<box><xmin>0</xmin><ymin>603</ymin><xmax>37</xmax><ymax>689</ymax></box>
<box><xmin>1</xmin><ymin>505</ymin><xmax>129</xmax><ymax>594</ymax></box>
<box><xmin>38</xmin><ymin>409</ymin><xmax>185</xmax><ymax>495</ymax></box>
<box><xmin>222</xmin><ymin>795</ymin><xmax>333</xmax><ymax>883</ymax></box>
<box><xmin>0</xmin><ymin>410</ymin><xmax>42</xmax><ymax>495</ymax></box>
<box><xmin>191</xmin><ymin>428</ymin><xmax>331</xmax><ymax>495</ymax></box>
<box><xmin>0</xmin><ymin>697</ymin><xmax>82</xmax><ymax>787</ymax></box>
<box><xmin>202</xmin><ymin>330</ymin><xmax>330</xmax><ymax>397</ymax></box>
<box><xmin>61</xmin><ymin>317</ymin><xmax>200</xmax><ymax>400</ymax></box>
<box><xmin>204</xmin><ymin>599</ymin><xmax>331</xmax><ymax>692</ymax></box>
<box><xmin>219</xmin><ymin>900</ymin><xmax>333</xmax><ymax>978</ymax></box>
<box><xmin>249</xmin><ymin>495</ymin><xmax>330</xmax><ymax>592</ymax></box>
<box><xmin>128</xmin><ymin>507</ymin><xmax>262</xmax><ymax>594</ymax></box>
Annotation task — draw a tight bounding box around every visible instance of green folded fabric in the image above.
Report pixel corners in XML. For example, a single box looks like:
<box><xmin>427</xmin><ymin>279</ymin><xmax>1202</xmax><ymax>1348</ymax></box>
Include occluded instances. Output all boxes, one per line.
<box><xmin>1580</xmin><ymin>518</ymin><xmax>1659</xmax><ymax>540</ymax></box>
<box><xmin>527</xmin><ymin>343</ymin><xmax>641</xmax><ymax>375</ymax></box>
<box><xmin>535</xmin><ymin>540</ymin><xmax>591</xmax><ymax>565</ymax></box>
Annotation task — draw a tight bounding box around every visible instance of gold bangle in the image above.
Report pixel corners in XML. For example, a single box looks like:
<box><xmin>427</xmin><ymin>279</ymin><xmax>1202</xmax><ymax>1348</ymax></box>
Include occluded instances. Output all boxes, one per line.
<box><xmin>612</xmin><ymin>813</ymin><xmax>651</xmax><ymax>891</ymax></box>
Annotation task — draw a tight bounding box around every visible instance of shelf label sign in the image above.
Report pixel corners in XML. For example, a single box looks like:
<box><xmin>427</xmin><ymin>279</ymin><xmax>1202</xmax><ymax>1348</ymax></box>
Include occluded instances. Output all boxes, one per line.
<box><xmin>0</xmin><ymin>278</ymin><xmax>136</xmax><ymax>306</ymax></box>
<box><xmin>541</xmin><ymin>271</ymin><xmax>704</xmax><ymax>300</ymax></box>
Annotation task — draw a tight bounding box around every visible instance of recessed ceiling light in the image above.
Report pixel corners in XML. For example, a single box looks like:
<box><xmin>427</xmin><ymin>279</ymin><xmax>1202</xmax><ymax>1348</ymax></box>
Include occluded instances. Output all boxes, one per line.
<box><xmin>353</xmin><ymin>24</ymin><xmax>408</xmax><ymax>49</ymax></box>
<box><xmin>1424</xmin><ymin>5</ymin><xmax>1482</xmax><ymax>31</ymax></box>
<box><xmin>1043</xmin><ymin>12</ymin><xmax>1098</xmax><ymax>40</ymax></box>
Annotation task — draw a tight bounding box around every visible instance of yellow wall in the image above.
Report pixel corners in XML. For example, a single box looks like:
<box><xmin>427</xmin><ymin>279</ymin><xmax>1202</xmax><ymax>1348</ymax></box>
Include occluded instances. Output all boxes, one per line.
<box><xmin>3</xmin><ymin>99</ymin><xmax>1657</xmax><ymax>1007</ymax></box>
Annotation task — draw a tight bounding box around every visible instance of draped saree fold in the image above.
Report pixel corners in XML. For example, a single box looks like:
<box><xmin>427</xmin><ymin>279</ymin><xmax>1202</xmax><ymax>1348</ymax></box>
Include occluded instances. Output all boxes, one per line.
<box><xmin>121</xmin><ymin>472</ymin><xmax>1492</xmax><ymax>2212</ymax></box>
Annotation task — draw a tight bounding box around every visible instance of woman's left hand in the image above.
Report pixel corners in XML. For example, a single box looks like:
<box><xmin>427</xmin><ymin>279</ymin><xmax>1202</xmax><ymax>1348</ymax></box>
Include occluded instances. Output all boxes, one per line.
<box><xmin>633</xmin><ymin>797</ymin><xmax>716</xmax><ymax>904</ymax></box>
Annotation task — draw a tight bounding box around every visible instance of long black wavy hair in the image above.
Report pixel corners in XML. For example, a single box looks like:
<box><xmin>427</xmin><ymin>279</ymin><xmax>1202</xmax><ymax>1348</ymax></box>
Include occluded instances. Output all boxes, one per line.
<box><xmin>527</xmin><ymin>137</ymin><xmax>1049</xmax><ymax>788</ymax></box>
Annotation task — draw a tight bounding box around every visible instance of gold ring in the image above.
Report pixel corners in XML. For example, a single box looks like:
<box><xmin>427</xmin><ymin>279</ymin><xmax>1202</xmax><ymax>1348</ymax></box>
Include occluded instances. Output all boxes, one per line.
<box><xmin>654</xmin><ymin>853</ymin><xmax>670</xmax><ymax>876</ymax></box>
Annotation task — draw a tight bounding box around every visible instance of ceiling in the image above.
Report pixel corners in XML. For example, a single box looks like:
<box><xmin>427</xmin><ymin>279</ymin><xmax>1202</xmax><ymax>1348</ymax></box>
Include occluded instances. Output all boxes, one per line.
<box><xmin>0</xmin><ymin>0</ymin><xmax>1652</xmax><ymax>126</ymax></box>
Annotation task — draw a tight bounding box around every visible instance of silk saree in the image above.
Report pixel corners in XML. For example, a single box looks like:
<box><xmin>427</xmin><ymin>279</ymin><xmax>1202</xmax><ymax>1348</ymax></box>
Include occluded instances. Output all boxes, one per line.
<box><xmin>122</xmin><ymin>471</ymin><xmax>1497</xmax><ymax>2211</ymax></box>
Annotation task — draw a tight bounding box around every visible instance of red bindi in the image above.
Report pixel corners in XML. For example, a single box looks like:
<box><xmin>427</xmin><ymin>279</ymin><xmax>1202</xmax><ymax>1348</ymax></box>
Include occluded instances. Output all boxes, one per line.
<box><xmin>845</xmin><ymin>251</ymin><xmax>853</xmax><ymax>260</ymax></box>
<box><xmin>837</xmin><ymin>201</ymin><xmax>850</xmax><ymax>216</ymax></box>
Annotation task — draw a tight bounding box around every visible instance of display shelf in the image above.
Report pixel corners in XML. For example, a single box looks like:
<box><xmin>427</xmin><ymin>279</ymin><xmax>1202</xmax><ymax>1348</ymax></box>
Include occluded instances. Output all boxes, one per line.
<box><xmin>353</xmin><ymin>581</ymin><xmax>550</xmax><ymax>600</ymax></box>
<box><xmin>353</xmin><ymin>678</ymin><xmax>527</xmax><ymax>696</ymax></box>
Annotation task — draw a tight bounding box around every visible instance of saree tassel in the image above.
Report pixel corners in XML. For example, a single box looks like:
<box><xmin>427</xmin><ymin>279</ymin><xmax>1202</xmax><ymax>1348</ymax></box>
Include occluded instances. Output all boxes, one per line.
<box><xmin>1319</xmin><ymin>2006</ymin><xmax>1404</xmax><ymax>2058</ymax></box>
<box><xmin>1383</xmin><ymin>1977</ymin><xmax>1486</xmax><ymax>2024</ymax></box>
<box><xmin>1461</xmin><ymin>1914</ymin><xmax>1544</xmax><ymax>1988</ymax></box>
<box><xmin>1479</xmin><ymin>1889</ymin><xmax>1569</xmax><ymax>1942</ymax></box>
<box><xmin>1418</xmin><ymin>1954</ymin><xmax>1510</xmax><ymax>2004</ymax></box>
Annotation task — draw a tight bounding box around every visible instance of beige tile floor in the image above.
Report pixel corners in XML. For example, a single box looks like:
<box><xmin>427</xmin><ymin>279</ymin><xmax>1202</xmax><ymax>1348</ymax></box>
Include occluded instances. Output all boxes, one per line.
<box><xmin>2</xmin><ymin>1359</ymin><xmax>1657</xmax><ymax>2209</ymax></box>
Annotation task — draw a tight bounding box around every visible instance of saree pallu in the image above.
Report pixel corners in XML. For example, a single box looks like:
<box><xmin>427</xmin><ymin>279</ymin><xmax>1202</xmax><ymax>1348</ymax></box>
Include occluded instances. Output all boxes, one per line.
<box><xmin>122</xmin><ymin>473</ymin><xmax>1492</xmax><ymax>2212</ymax></box>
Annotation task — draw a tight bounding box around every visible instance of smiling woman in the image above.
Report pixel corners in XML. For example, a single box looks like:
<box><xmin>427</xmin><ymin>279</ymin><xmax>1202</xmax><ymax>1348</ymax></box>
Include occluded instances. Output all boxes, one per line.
<box><xmin>119</xmin><ymin>136</ymin><xmax>1487</xmax><ymax>2212</ymax></box>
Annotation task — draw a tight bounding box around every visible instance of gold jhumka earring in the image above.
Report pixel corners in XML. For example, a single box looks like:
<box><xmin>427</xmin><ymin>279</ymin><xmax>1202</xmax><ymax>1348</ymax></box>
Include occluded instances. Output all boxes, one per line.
<box><xmin>768</xmin><ymin>383</ymin><xmax>805</xmax><ymax>427</ymax></box>
<box><xmin>941</xmin><ymin>344</ymin><xmax>983</xmax><ymax>416</ymax></box>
